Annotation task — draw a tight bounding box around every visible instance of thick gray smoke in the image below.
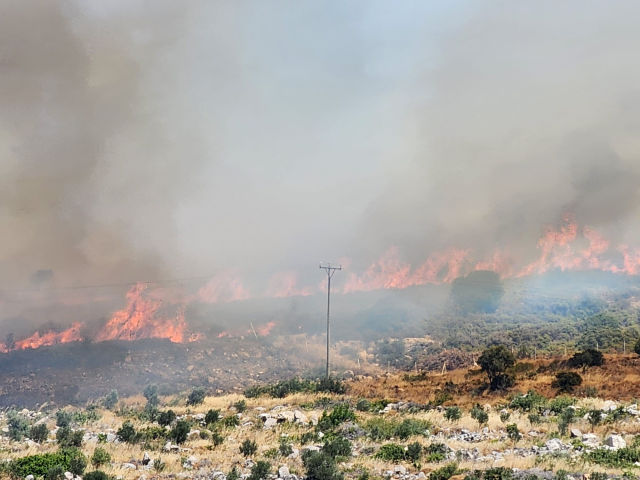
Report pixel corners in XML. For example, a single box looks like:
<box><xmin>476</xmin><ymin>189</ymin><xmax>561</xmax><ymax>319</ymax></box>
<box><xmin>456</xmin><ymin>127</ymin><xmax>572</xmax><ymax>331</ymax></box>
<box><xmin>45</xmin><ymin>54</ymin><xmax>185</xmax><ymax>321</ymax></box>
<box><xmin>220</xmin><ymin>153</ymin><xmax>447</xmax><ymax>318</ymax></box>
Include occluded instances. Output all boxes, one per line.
<box><xmin>2</xmin><ymin>0</ymin><xmax>640</xmax><ymax>316</ymax></box>
<box><xmin>358</xmin><ymin>1</ymin><xmax>640</xmax><ymax>266</ymax></box>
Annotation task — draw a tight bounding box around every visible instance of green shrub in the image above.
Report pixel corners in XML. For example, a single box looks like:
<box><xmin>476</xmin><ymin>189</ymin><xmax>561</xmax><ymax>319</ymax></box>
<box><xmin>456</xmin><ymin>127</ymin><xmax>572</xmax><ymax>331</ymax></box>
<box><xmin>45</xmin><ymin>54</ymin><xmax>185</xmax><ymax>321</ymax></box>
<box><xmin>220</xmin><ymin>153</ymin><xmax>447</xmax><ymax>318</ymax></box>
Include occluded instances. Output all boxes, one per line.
<box><xmin>510</xmin><ymin>390</ymin><xmax>547</xmax><ymax>412</ymax></box>
<box><xmin>102</xmin><ymin>390</ymin><xmax>119</xmax><ymax>410</ymax></box>
<box><xmin>205</xmin><ymin>409</ymin><xmax>221</xmax><ymax>426</ymax></box>
<box><xmin>590</xmin><ymin>473</ymin><xmax>607</xmax><ymax>480</ymax></box>
<box><xmin>588</xmin><ymin>409</ymin><xmax>604</xmax><ymax>428</ymax></box>
<box><xmin>528</xmin><ymin>413</ymin><xmax>542</xmax><ymax>424</ymax></box>
<box><xmin>478</xmin><ymin>346</ymin><xmax>516</xmax><ymax>390</ymax></box>
<box><xmin>316</xmin><ymin>404</ymin><xmax>356</xmax><ymax>432</ymax></box>
<box><xmin>553</xmin><ymin>372</ymin><xmax>583</xmax><ymax>393</ymax></box>
<box><xmin>356</xmin><ymin>399</ymin><xmax>371</xmax><ymax>412</ymax></box>
<box><xmin>499</xmin><ymin>411</ymin><xmax>510</xmax><ymax>423</ymax></box>
<box><xmin>30</xmin><ymin>424</ymin><xmax>49</xmax><ymax>443</ymax></box>
<box><xmin>211</xmin><ymin>431</ymin><xmax>225</xmax><ymax>447</ymax></box>
<box><xmin>154</xmin><ymin>458</ymin><xmax>166</xmax><ymax>473</ymax></box>
<box><xmin>69</xmin><ymin>452</ymin><xmax>87</xmax><ymax>476</ymax></box>
<box><xmin>244</xmin><ymin>377</ymin><xmax>345</xmax><ymax>399</ymax></box>
<box><xmin>91</xmin><ymin>447</ymin><xmax>111</xmax><ymax>468</ymax></box>
<box><xmin>240</xmin><ymin>439</ymin><xmax>259</xmax><ymax>457</ymax></box>
<box><xmin>425</xmin><ymin>442</ymin><xmax>449</xmax><ymax>462</ymax></box>
<box><xmin>158</xmin><ymin>410</ymin><xmax>176</xmax><ymax>427</ymax></box>
<box><xmin>234</xmin><ymin>400</ymin><xmax>247</xmax><ymax>413</ymax></box>
<box><xmin>84</xmin><ymin>471</ymin><xmax>109</xmax><ymax>480</ymax></box>
<box><xmin>170</xmin><ymin>420</ymin><xmax>190</xmax><ymax>445</ymax></box>
<box><xmin>585</xmin><ymin>447</ymin><xmax>640</xmax><ymax>468</ymax></box>
<box><xmin>444</xmin><ymin>407</ymin><xmax>462</xmax><ymax>422</ymax></box>
<box><xmin>395</xmin><ymin>418</ymin><xmax>431</xmax><ymax>439</ymax></box>
<box><xmin>222</xmin><ymin>415</ymin><xmax>240</xmax><ymax>428</ymax></box>
<box><xmin>549</xmin><ymin>396</ymin><xmax>574</xmax><ymax>414</ymax></box>
<box><xmin>506</xmin><ymin>424</ymin><xmax>521</xmax><ymax>443</ymax></box>
<box><xmin>46</xmin><ymin>465</ymin><xmax>66</xmax><ymax>480</ymax></box>
<box><xmin>56</xmin><ymin>410</ymin><xmax>73</xmax><ymax>428</ymax></box>
<box><xmin>143</xmin><ymin>384</ymin><xmax>159</xmax><ymax>407</ymax></box>
<box><xmin>568</xmin><ymin>349</ymin><xmax>604</xmax><ymax>368</ymax></box>
<box><xmin>248</xmin><ymin>460</ymin><xmax>271</xmax><ymax>480</ymax></box>
<box><xmin>186</xmin><ymin>387</ymin><xmax>207</xmax><ymax>406</ymax></box>
<box><xmin>323</xmin><ymin>437</ymin><xmax>352</xmax><ymax>459</ymax></box>
<box><xmin>57</xmin><ymin>427</ymin><xmax>83</xmax><ymax>448</ymax></box>
<box><xmin>484</xmin><ymin>467</ymin><xmax>513</xmax><ymax>480</ymax></box>
<box><xmin>10</xmin><ymin>453</ymin><xmax>70</xmax><ymax>478</ymax></box>
<box><xmin>279</xmin><ymin>438</ymin><xmax>294</xmax><ymax>457</ymax></box>
<box><xmin>470</xmin><ymin>405</ymin><xmax>489</xmax><ymax>425</ymax></box>
<box><xmin>429</xmin><ymin>463</ymin><xmax>459</xmax><ymax>480</ymax></box>
<box><xmin>117</xmin><ymin>420</ymin><xmax>137</xmax><ymax>443</ymax></box>
<box><xmin>228</xmin><ymin>466</ymin><xmax>240</xmax><ymax>480</ymax></box>
<box><xmin>302</xmin><ymin>450</ymin><xmax>344</xmax><ymax>480</ymax></box>
<box><xmin>7</xmin><ymin>411</ymin><xmax>29</xmax><ymax>441</ymax></box>
<box><xmin>406</xmin><ymin>442</ymin><xmax>423</xmax><ymax>465</ymax></box>
<box><xmin>374</xmin><ymin>443</ymin><xmax>406</xmax><ymax>462</ymax></box>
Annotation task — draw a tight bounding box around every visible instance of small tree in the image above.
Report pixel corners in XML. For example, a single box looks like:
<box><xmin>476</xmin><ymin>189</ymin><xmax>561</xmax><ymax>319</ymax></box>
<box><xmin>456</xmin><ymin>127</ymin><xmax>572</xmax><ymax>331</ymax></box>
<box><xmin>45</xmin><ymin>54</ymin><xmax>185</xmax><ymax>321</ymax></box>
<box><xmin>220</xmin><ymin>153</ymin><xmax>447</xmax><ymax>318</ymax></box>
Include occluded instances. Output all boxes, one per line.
<box><xmin>170</xmin><ymin>420</ymin><xmax>190</xmax><ymax>445</ymax></box>
<box><xmin>444</xmin><ymin>407</ymin><xmax>462</xmax><ymax>422</ymax></box>
<box><xmin>143</xmin><ymin>384</ymin><xmax>159</xmax><ymax>407</ymax></box>
<box><xmin>205</xmin><ymin>409</ymin><xmax>221</xmax><ymax>426</ymax></box>
<box><xmin>158</xmin><ymin>410</ymin><xmax>176</xmax><ymax>427</ymax></box>
<box><xmin>56</xmin><ymin>410</ymin><xmax>72</xmax><ymax>428</ymax></box>
<box><xmin>322</xmin><ymin>437</ymin><xmax>352</xmax><ymax>459</ymax></box>
<box><xmin>558</xmin><ymin>407</ymin><xmax>575</xmax><ymax>436</ymax></box>
<box><xmin>248</xmin><ymin>461</ymin><xmax>271</xmax><ymax>480</ymax></box>
<box><xmin>635</xmin><ymin>338</ymin><xmax>640</xmax><ymax>356</ymax></box>
<box><xmin>57</xmin><ymin>427</ymin><xmax>83</xmax><ymax>447</ymax></box>
<box><xmin>552</xmin><ymin>372</ymin><xmax>583</xmax><ymax>393</ymax></box>
<box><xmin>240</xmin><ymin>439</ymin><xmax>258</xmax><ymax>457</ymax></box>
<box><xmin>102</xmin><ymin>390</ymin><xmax>118</xmax><ymax>410</ymax></box>
<box><xmin>568</xmin><ymin>349</ymin><xmax>604</xmax><ymax>369</ymax></box>
<box><xmin>30</xmin><ymin>424</ymin><xmax>49</xmax><ymax>443</ymax></box>
<box><xmin>588</xmin><ymin>409</ymin><xmax>603</xmax><ymax>429</ymax></box>
<box><xmin>117</xmin><ymin>420</ymin><xmax>137</xmax><ymax>443</ymax></box>
<box><xmin>470</xmin><ymin>405</ymin><xmax>489</xmax><ymax>425</ymax></box>
<box><xmin>69</xmin><ymin>453</ymin><xmax>87</xmax><ymax>476</ymax></box>
<box><xmin>46</xmin><ymin>465</ymin><xmax>66</xmax><ymax>480</ymax></box>
<box><xmin>91</xmin><ymin>448</ymin><xmax>111</xmax><ymax>468</ymax></box>
<box><xmin>302</xmin><ymin>450</ymin><xmax>344</xmax><ymax>480</ymax></box>
<box><xmin>506</xmin><ymin>424</ymin><xmax>521</xmax><ymax>443</ymax></box>
<box><xmin>478</xmin><ymin>345</ymin><xmax>516</xmax><ymax>390</ymax></box>
<box><xmin>187</xmin><ymin>387</ymin><xmax>206</xmax><ymax>406</ymax></box>
<box><xmin>84</xmin><ymin>471</ymin><xmax>109</xmax><ymax>480</ymax></box>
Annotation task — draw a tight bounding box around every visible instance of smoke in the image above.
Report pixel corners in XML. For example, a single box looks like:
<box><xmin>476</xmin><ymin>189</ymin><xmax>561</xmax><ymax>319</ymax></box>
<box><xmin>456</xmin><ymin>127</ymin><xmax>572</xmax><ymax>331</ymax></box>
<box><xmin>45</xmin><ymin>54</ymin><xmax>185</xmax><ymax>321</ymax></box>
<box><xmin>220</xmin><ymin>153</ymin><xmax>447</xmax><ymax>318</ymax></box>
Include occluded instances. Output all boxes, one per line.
<box><xmin>3</xmin><ymin>0</ymin><xmax>640</xmax><ymax>330</ymax></box>
<box><xmin>358</xmin><ymin>1</ymin><xmax>640</xmax><ymax>266</ymax></box>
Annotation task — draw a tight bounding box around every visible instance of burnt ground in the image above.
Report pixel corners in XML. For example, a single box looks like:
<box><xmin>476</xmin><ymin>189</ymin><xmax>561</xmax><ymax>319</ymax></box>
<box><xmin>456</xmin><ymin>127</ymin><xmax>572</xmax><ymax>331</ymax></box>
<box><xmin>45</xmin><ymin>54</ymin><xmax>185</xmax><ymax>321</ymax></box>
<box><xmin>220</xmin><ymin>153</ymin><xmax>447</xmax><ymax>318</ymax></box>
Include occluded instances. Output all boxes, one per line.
<box><xmin>0</xmin><ymin>336</ymin><xmax>316</xmax><ymax>408</ymax></box>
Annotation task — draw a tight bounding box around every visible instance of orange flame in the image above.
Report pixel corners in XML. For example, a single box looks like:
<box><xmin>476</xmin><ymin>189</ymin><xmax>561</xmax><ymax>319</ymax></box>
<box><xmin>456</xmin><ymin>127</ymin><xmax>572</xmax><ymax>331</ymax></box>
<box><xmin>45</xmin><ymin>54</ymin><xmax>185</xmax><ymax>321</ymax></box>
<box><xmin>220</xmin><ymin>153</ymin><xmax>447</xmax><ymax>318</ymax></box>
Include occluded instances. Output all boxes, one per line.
<box><xmin>198</xmin><ymin>271</ymin><xmax>251</xmax><ymax>303</ymax></box>
<box><xmin>264</xmin><ymin>271</ymin><xmax>312</xmax><ymax>298</ymax></box>
<box><xmin>95</xmin><ymin>284</ymin><xmax>190</xmax><ymax>343</ymax></box>
<box><xmin>8</xmin><ymin>322</ymin><xmax>84</xmax><ymax>351</ymax></box>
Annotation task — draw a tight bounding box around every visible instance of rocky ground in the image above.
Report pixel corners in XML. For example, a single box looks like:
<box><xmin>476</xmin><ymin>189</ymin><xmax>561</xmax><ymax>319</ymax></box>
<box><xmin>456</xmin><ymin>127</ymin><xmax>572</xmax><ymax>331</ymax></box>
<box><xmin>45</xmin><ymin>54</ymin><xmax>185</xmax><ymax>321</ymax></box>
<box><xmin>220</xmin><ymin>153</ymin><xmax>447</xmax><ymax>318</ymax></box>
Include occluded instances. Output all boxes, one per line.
<box><xmin>2</xmin><ymin>375</ymin><xmax>640</xmax><ymax>480</ymax></box>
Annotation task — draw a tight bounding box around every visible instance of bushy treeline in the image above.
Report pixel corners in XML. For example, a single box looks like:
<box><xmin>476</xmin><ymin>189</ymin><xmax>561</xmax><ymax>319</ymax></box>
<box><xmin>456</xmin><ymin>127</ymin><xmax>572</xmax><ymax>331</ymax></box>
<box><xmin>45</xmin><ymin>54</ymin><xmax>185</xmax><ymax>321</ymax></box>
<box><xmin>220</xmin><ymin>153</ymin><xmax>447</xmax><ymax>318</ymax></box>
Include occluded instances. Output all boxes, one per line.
<box><xmin>244</xmin><ymin>377</ymin><xmax>345</xmax><ymax>398</ymax></box>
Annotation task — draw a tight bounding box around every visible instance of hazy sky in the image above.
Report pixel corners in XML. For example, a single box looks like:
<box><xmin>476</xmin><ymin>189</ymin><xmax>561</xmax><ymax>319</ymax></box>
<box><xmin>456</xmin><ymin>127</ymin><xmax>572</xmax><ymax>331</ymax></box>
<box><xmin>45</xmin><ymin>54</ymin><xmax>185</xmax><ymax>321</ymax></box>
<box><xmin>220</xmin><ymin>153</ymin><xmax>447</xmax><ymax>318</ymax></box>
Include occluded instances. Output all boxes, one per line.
<box><xmin>2</xmin><ymin>0</ymin><xmax>640</xmax><ymax>291</ymax></box>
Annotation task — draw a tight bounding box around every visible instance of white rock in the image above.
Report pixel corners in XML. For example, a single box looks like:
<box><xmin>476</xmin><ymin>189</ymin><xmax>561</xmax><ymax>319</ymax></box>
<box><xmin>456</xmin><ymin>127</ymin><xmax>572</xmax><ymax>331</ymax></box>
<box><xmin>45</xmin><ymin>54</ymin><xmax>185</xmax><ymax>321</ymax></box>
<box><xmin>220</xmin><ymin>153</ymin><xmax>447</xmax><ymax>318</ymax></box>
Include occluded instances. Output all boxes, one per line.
<box><xmin>603</xmin><ymin>400</ymin><xmax>617</xmax><ymax>411</ymax></box>
<box><xmin>394</xmin><ymin>466</ymin><xmax>407</xmax><ymax>475</ymax></box>
<box><xmin>545</xmin><ymin>439</ymin><xmax>564</xmax><ymax>452</ymax></box>
<box><xmin>582</xmin><ymin>433</ymin><xmax>600</xmax><ymax>446</ymax></box>
<box><xmin>64</xmin><ymin>472</ymin><xmax>74</xmax><ymax>480</ymax></box>
<box><xmin>570</xmin><ymin>429</ymin><xmax>582</xmax><ymax>438</ymax></box>
<box><xmin>605</xmin><ymin>435</ymin><xmax>626</xmax><ymax>449</ymax></box>
<box><xmin>288</xmin><ymin>448</ymin><xmax>299</xmax><ymax>459</ymax></box>
<box><xmin>138</xmin><ymin>475</ymin><xmax>147</xmax><ymax>480</ymax></box>
<box><xmin>26</xmin><ymin>475</ymin><xmax>35</xmax><ymax>480</ymax></box>
<box><xmin>264</xmin><ymin>418</ymin><xmax>278</xmax><ymax>428</ymax></box>
<box><xmin>278</xmin><ymin>411</ymin><xmax>295</xmax><ymax>422</ymax></box>
<box><xmin>163</xmin><ymin>441</ymin><xmax>172</xmax><ymax>451</ymax></box>
<box><xmin>142</xmin><ymin>452</ymin><xmax>151</xmax><ymax>465</ymax></box>
<box><xmin>310</xmin><ymin>413</ymin><xmax>319</xmax><ymax>426</ymax></box>
<box><xmin>122</xmin><ymin>463</ymin><xmax>137</xmax><ymax>470</ymax></box>
<box><xmin>279</xmin><ymin>466</ymin><xmax>290</xmax><ymax>478</ymax></box>
<box><xmin>106</xmin><ymin>433</ymin><xmax>116</xmax><ymax>443</ymax></box>
<box><xmin>294</xmin><ymin>410</ymin><xmax>308</xmax><ymax>424</ymax></box>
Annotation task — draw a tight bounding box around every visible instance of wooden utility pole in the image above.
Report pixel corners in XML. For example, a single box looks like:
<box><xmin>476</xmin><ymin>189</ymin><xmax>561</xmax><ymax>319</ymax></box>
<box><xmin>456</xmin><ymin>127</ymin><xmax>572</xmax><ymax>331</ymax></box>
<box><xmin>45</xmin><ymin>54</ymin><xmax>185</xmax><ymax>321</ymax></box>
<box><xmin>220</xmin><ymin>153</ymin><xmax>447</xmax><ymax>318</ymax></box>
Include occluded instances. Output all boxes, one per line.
<box><xmin>320</xmin><ymin>263</ymin><xmax>341</xmax><ymax>378</ymax></box>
